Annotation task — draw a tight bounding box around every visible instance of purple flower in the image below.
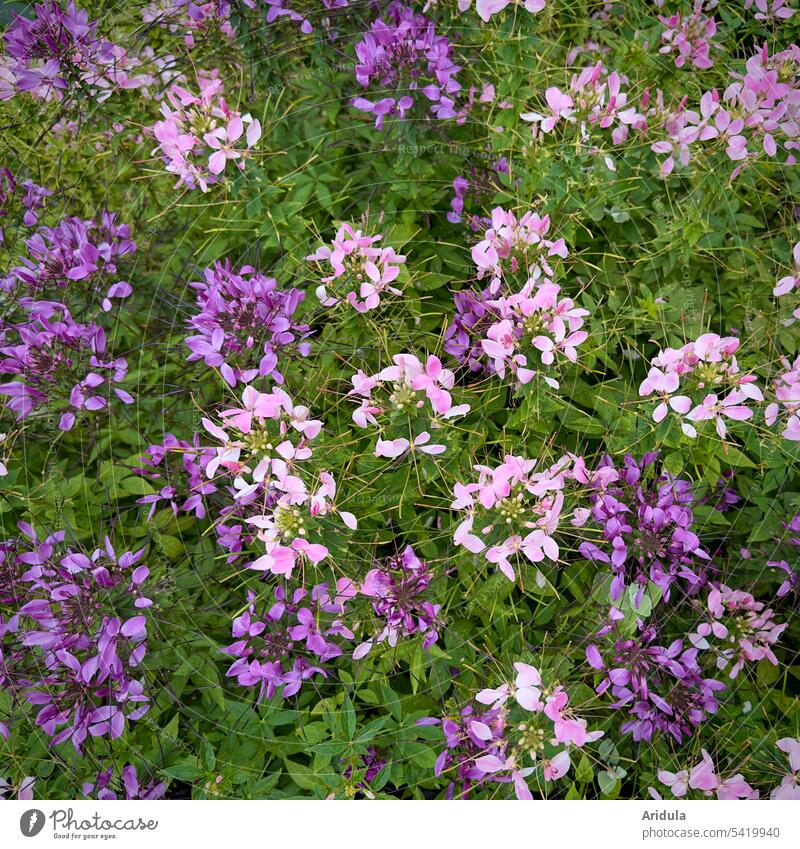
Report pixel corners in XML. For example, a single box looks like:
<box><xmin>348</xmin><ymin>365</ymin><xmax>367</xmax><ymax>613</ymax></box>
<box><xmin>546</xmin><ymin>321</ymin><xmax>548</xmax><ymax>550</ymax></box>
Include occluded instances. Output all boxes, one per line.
<box><xmin>589</xmin><ymin>624</ymin><xmax>725</xmax><ymax>743</ymax></box>
<box><xmin>2</xmin><ymin>211</ymin><xmax>136</xmax><ymax>311</ymax></box>
<box><xmin>82</xmin><ymin>764</ymin><xmax>165</xmax><ymax>800</ymax></box>
<box><xmin>185</xmin><ymin>260</ymin><xmax>311</xmax><ymax>387</ymax></box>
<box><xmin>0</xmin><ymin>168</ymin><xmax>51</xmax><ymax>241</ymax></box>
<box><xmin>0</xmin><ymin>301</ymin><xmax>133</xmax><ymax>429</ymax></box>
<box><xmin>1</xmin><ymin>1</ymin><xmax>149</xmax><ymax>103</ymax></box>
<box><xmin>578</xmin><ymin>452</ymin><xmax>711</xmax><ymax>605</ymax></box>
<box><xmin>4</xmin><ymin>527</ymin><xmax>152</xmax><ymax>751</ymax></box>
<box><xmin>351</xmin><ymin>3</ymin><xmax>462</xmax><ymax>129</ymax></box>
<box><xmin>222</xmin><ymin>580</ymin><xmax>357</xmax><ymax>703</ymax></box>
<box><xmin>352</xmin><ymin>545</ymin><xmax>440</xmax><ymax>658</ymax></box>
<box><xmin>134</xmin><ymin>433</ymin><xmax>217</xmax><ymax>520</ymax></box>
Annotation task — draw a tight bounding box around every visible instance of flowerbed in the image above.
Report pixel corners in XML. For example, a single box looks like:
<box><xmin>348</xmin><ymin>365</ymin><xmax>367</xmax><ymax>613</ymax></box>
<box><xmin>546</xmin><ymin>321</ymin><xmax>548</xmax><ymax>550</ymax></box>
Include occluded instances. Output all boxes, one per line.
<box><xmin>0</xmin><ymin>0</ymin><xmax>799</xmax><ymax>801</ymax></box>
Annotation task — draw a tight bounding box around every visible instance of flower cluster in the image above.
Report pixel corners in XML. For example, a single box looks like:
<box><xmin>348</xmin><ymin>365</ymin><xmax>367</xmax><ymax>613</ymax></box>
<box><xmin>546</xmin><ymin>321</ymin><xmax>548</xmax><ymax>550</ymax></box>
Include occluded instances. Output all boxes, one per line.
<box><xmin>651</xmin><ymin>44</ymin><xmax>800</xmax><ymax>176</ymax></box>
<box><xmin>424</xmin><ymin>662</ymin><xmax>603</xmax><ymax>800</ymax></box>
<box><xmin>479</xmin><ymin>281</ymin><xmax>589</xmax><ymax>389</ymax></box>
<box><xmin>185</xmin><ymin>260</ymin><xmax>311</xmax><ymax>386</ymax></box>
<box><xmin>471</xmin><ymin>206</ymin><xmax>568</xmax><ymax>293</ymax></box>
<box><xmin>353</xmin><ymin>546</ymin><xmax>440</xmax><ymax>658</ymax></box>
<box><xmin>151</xmin><ymin>72</ymin><xmax>261</xmax><ymax>191</ymax></box>
<box><xmin>223</xmin><ymin>582</ymin><xmax>356</xmax><ymax>702</ymax></box>
<box><xmin>348</xmin><ymin>353</ymin><xmax>469</xmax><ymax>459</ymax></box>
<box><xmin>444</xmin><ymin>288</ymin><xmax>498</xmax><ymax>372</ymax></box>
<box><xmin>305</xmin><ymin>224</ymin><xmax>406</xmax><ymax>312</ymax></box>
<box><xmin>351</xmin><ymin>2</ymin><xmax>462</xmax><ymax>129</ymax></box>
<box><xmin>199</xmin><ymin>383</ymin><xmax>356</xmax><ymax>577</ymax></box>
<box><xmin>577</xmin><ymin>452</ymin><xmax>711</xmax><ymax>605</ymax></box>
<box><xmin>2</xmin><ymin>212</ymin><xmax>136</xmax><ymax>311</ymax></box>
<box><xmin>3</xmin><ymin>525</ymin><xmax>152</xmax><ymax>751</ymax></box>
<box><xmin>521</xmin><ymin>62</ymin><xmax>642</xmax><ymax>149</ymax></box>
<box><xmin>245</xmin><ymin>469</ymin><xmax>356</xmax><ymax>578</ymax></box>
<box><xmin>0</xmin><ymin>301</ymin><xmax>133</xmax><ymax>431</ymax></box>
<box><xmin>0</xmin><ymin>1</ymin><xmax>150</xmax><ymax>103</ymax></box>
<box><xmin>587</xmin><ymin>624</ymin><xmax>725</xmax><ymax>743</ymax></box>
<box><xmin>639</xmin><ymin>333</ymin><xmax>762</xmax><ymax>439</ymax></box>
<box><xmin>452</xmin><ymin>454</ymin><xmax>575</xmax><ymax>583</ymax></box>
<box><xmin>658</xmin><ymin>2</ymin><xmax>719</xmax><ymax>70</ymax></box>
<box><xmin>689</xmin><ymin>585</ymin><xmax>787</xmax><ymax>679</ymax></box>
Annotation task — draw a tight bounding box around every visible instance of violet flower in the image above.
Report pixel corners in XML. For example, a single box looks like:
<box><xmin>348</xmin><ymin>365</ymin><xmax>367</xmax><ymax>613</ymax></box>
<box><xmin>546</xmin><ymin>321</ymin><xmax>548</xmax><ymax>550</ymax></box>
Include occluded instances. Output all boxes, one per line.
<box><xmin>351</xmin><ymin>2</ymin><xmax>462</xmax><ymax>129</ymax></box>
<box><xmin>185</xmin><ymin>260</ymin><xmax>311</xmax><ymax>387</ymax></box>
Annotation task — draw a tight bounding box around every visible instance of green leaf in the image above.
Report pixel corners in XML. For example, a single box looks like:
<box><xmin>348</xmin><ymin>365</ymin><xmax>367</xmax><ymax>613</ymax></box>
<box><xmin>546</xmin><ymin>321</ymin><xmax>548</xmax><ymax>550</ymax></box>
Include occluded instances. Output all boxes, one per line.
<box><xmin>598</xmin><ymin>771</ymin><xmax>618</xmax><ymax>796</ymax></box>
<box><xmin>576</xmin><ymin>754</ymin><xmax>593</xmax><ymax>784</ymax></box>
<box><xmin>161</xmin><ymin>763</ymin><xmax>203</xmax><ymax>782</ymax></box>
<box><xmin>201</xmin><ymin>741</ymin><xmax>216</xmax><ymax>772</ymax></box>
<box><xmin>342</xmin><ymin>696</ymin><xmax>356</xmax><ymax>740</ymax></box>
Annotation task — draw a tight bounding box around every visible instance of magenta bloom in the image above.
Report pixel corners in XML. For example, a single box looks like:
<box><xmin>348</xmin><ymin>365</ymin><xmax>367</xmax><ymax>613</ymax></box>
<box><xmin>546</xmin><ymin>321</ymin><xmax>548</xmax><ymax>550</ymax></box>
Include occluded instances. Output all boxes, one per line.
<box><xmin>5</xmin><ymin>526</ymin><xmax>152</xmax><ymax>751</ymax></box>
<box><xmin>577</xmin><ymin>452</ymin><xmax>711</xmax><ymax>604</ymax></box>
<box><xmin>353</xmin><ymin>546</ymin><xmax>440</xmax><ymax>658</ymax></box>
<box><xmin>82</xmin><ymin>764</ymin><xmax>165</xmax><ymax>800</ymax></box>
<box><xmin>351</xmin><ymin>3</ymin><xmax>462</xmax><ymax>129</ymax></box>
<box><xmin>185</xmin><ymin>260</ymin><xmax>311</xmax><ymax>387</ymax></box>
<box><xmin>658</xmin><ymin>2</ymin><xmax>719</xmax><ymax>70</ymax></box>
<box><xmin>589</xmin><ymin>623</ymin><xmax>725</xmax><ymax>744</ymax></box>
<box><xmin>2</xmin><ymin>211</ymin><xmax>135</xmax><ymax>311</ymax></box>
<box><xmin>222</xmin><ymin>581</ymin><xmax>357</xmax><ymax>703</ymax></box>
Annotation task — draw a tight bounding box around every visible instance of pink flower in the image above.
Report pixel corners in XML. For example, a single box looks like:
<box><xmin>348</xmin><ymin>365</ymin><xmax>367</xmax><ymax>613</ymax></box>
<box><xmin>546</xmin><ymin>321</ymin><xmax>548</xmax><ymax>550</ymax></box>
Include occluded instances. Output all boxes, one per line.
<box><xmin>513</xmin><ymin>662</ymin><xmax>543</xmax><ymax>710</ymax></box>
<box><xmin>521</xmin><ymin>86</ymin><xmax>576</xmax><ymax>132</ymax></box>
<box><xmin>686</xmin><ymin>391</ymin><xmax>753</xmax><ymax>439</ymax></box>
<box><xmin>688</xmin><ymin>749</ymin><xmax>719</xmax><ymax>793</ymax></box>
<box><xmin>543</xmin><ymin>750</ymin><xmax>570</xmax><ymax>781</ymax></box>
<box><xmin>772</xmin><ymin>738</ymin><xmax>800</xmax><ymax>799</ymax></box>
<box><xmin>474</xmin><ymin>0</ymin><xmax>546</xmax><ymax>23</ymax></box>
<box><xmin>307</xmin><ymin>224</ymin><xmax>405</xmax><ymax>311</ymax></box>
<box><xmin>658</xmin><ymin>768</ymin><xmax>689</xmax><ymax>798</ymax></box>
<box><xmin>774</xmin><ymin>242</ymin><xmax>800</xmax><ymax>297</ymax></box>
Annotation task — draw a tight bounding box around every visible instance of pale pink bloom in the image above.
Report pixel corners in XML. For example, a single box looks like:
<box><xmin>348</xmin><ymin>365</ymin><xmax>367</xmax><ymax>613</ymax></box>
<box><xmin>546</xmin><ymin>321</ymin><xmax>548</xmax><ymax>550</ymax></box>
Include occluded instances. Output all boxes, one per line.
<box><xmin>521</xmin><ymin>86</ymin><xmax>576</xmax><ymax>132</ymax></box>
<box><xmin>375</xmin><ymin>437</ymin><xmax>411</xmax><ymax>458</ymax></box>
<box><xmin>475</xmin><ymin>0</ymin><xmax>545</xmax><ymax>23</ymax></box>
<box><xmin>658</xmin><ymin>768</ymin><xmax>689</xmax><ymax>797</ymax></box>
<box><xmin>475</xmin><ymin>682</ymin><xmax>511</xmax><ymax>707</ymax></box>
<box><xmin>454</xmin><ymin>515</ymin><xmax>485</xmax><ymax>553</ymax></box>
<box><xmin>291</xmin><ymin>537</ymin><xmax>328</xmax><ymax>564</ymax></box>
<box><xmin>513</xmin><ymin>662</ymin><xmax>543</xmax><ymax>711</ymax></box>
<box><xmin>688</xmin><ymin>749</ymin><xmax>719</xmax><ymax>793</ymax></box>
<box><xmin>686</xmin><ymin>391</ymin><xmax>753</xmax><ymax>439</ymax></box>
<box><xmin>717</xmin><ymin>774</ymin><xmax>757</xmax><ymax>800</ymax></box>
<box><xmin>773</xmin><ymin>242</ymin><xmax>800</xmax><ymax>297</ymax></box>
<box><xmin>543</xmin><ymin>750</ymin><xmax>570</xmax><ymax>781</ymax></box>
<box><xmin>411</xmin><ymin>355</ymin><xmax>455</xmax><ymax>415</ymax></box>
<box><xmin>249</xmin><ymin>545</ymin><xmax>296</xmax><ymax>577</ymax></box>
<box><xmin>772</xmin><ymin>738</ymin><xmax>800</xmax><ymax>799</ymax></box>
